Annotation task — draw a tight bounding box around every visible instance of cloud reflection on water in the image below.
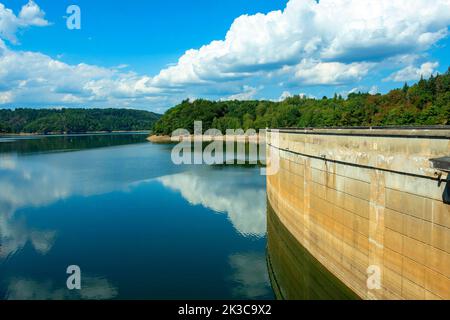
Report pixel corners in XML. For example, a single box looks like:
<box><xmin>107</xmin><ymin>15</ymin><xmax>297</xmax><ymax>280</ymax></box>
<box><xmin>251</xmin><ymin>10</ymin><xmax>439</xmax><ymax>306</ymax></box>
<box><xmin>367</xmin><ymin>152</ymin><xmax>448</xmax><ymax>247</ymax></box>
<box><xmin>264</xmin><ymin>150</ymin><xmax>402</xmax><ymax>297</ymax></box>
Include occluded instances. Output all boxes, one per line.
<box><xmin>5</xmin><ymin>276</ymin><xmax>118</xmax><ymax>300</ymax></box>
<box><xmin>157</xmin><ymin>168</ymin><xmax>266</xmax><ymax>237</ymax></box>
<box><xmin>228</xmin><ymin>252</ymin><xmax>271</xmax><ymax>299</ymax></box>
<box><xmin>1</xmin><ymin>145</ymin><xmax>266</xmax><ymax>260</ymax></box>
<box><xmin>0</xmin><ymin>143</ymin><xmax>173</xmax><ymax>259</ymax></box>
<box><xmin>0</xmin><ymin>142</ymin><xmax>270</xmax><ymax>300</ymax></box>
<box><xmin>0</xmin><ymin>154</ymin><xmax>63</xmax><ymax>259</ymax></box>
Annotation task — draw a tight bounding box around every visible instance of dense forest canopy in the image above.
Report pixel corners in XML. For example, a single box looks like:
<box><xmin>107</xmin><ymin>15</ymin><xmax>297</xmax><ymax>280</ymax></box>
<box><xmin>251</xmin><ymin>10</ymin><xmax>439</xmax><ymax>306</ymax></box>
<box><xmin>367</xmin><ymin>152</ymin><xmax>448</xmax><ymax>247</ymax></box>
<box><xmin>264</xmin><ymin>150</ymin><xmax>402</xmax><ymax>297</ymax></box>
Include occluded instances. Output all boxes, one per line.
<box><xmin>153</xmin><ymin>68</ymin><xmax>450</xmax><ymax>135</ymax></box>
<box><xmin>0</xmin><ymin>108</ymin><xmax>161</xmax><ymax>134</ymax></box>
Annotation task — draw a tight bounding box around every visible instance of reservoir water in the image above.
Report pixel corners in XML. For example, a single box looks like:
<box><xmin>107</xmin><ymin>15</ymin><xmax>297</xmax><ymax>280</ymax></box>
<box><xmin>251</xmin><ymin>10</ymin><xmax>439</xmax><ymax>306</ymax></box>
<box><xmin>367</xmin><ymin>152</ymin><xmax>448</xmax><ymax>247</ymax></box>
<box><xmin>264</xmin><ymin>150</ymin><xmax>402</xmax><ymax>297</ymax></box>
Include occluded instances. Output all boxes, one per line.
<box><xmin>0</xmin><ymin>133</ymin><xmax>273</xmax><ymax>300</ymax></box>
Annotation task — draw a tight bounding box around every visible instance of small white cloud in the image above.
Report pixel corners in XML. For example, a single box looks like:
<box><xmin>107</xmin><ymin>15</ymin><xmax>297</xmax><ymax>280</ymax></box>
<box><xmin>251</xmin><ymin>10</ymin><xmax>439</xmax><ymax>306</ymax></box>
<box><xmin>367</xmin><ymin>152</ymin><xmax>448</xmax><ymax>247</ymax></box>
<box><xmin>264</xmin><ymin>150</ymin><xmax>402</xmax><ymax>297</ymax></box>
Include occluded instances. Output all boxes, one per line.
<box><xmin>223</xmin><ymin>85</ymin><xmax>260</xmax><ymax>101</ymax></box>
<box><xmin>0</xmin><ymin>1</ymin><xmax>49</xmax><ymax>43</ymax></box>
<box><xmin>369</xmin><ymin>85</ymin><xmax>379</xmax><ymax>95</ymax></box>
<box><xmin>114</xmin><ymin>64</ymin><xmax>129</xmax><ymax>70</ymax></box>
<box><xmin>337</xmin><ymin>87</ymin><xmax>362</xmax><ymax>99</ymax></box>
<box><xmin>19</xmin><ymin>0</ymin><xmax>49</xmax><ymax>27</ymax></box>
<box><xmin>0</xmin><ymin>90</ymin><xmax>13</xmax><ymax>104</ymax></box>
<box><xmin>278</xmin><ymin>91</ymin><xmax>293</xmax><ymax>101</ymax></box>
<box><xmin>385</xmin><ymin>62</ymin><xmax>440</xmax><ymax>82</ymax></box>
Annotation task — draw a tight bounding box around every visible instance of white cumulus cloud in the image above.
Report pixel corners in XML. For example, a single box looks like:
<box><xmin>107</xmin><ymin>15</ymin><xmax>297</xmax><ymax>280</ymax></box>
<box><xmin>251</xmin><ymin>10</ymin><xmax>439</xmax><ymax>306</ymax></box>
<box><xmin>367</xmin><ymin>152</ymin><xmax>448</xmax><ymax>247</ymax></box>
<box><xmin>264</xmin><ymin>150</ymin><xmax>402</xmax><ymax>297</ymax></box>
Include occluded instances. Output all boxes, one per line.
<box><xmin>150</xmin><ymin>0</ymin><xmax>450</xmax><ymax>88</ymax></box>
<box><xmin>18</xmin><ymin>0</ymin><xmax>49</xmax><ymax>26</ymax></box>
<box><xmin>294</xmin><ymin>59</ymin><xmax>373</xmax><ymax>85</ymax></box>
<box><xmin>0</xmin><ymin>0</ymin><xmax>450</xmax><ymax>109</ymax></box>
<box><xmin>0</xmin><ymin>1</ymin><xmax>49</xmax><ymax>43</ymax></box>
<box><xmin>385</xmin><ymin>62</ymin><xmax>440</xmax><ymax>82</ymax></box>
<box><xmin>0</xmin><ymin>45</ymin><xmax>170</xmax><ymax>108</ymax></box>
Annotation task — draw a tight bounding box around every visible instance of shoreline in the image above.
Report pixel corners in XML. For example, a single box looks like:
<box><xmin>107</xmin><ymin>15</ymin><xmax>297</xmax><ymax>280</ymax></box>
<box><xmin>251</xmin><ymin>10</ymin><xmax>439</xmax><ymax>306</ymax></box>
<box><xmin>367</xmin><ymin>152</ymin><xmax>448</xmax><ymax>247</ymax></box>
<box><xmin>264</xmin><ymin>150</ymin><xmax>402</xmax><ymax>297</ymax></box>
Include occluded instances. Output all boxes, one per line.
<box><xmin>147</xmin><ymin>134</ymin><xmax>266</xmax><ymax>144</ymax></box>
<box><xmin>0</xmin><ymin>130</ymin><xmax>151</xmax><ymax>137</ymax></box>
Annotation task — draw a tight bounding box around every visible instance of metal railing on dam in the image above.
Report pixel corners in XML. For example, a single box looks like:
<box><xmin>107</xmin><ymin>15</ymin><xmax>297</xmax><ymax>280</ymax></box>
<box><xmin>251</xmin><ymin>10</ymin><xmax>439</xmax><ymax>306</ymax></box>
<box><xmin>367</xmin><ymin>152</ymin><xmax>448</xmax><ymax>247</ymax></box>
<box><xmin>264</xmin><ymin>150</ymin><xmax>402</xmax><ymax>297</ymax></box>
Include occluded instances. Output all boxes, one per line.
<box><xmin>265</xmin><ymin>127</ymin><xmax>450</xmax><ymax>300</ymax></box>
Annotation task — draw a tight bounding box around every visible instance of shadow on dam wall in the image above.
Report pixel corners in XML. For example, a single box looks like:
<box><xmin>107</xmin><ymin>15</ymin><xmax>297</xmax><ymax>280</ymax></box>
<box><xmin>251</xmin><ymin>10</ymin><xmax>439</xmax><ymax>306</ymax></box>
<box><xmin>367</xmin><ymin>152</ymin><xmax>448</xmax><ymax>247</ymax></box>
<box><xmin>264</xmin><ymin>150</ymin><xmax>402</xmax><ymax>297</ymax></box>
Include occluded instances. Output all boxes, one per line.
<box><xmin>266</xmin><ymin>127</ymin><xmax>450</xmax><ymax>300</ymax></box>
<box><xmin>266</xmin><ymin>200</ymin><xmax>360</xmax><ymax>300</ymax></box>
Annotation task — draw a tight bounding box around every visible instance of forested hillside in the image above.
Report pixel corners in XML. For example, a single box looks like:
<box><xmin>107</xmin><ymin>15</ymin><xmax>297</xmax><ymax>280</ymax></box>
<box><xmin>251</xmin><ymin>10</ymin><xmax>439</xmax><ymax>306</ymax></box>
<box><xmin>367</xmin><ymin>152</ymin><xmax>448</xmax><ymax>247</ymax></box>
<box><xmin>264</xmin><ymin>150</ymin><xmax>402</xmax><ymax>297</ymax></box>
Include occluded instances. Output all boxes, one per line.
<box><xmin>2</xmin><ymin>69</ymin><xmax>449</xmax><ymax>135</ymax></box>
<box><xmin>0</xmin><ymin>108</ymin><xmax>161</xmax><ymax>134</ymax></box>
<box><xmin>153</xmin><ymin>68</ymin><xmax>450</xmax><ymax>135</ymax></box>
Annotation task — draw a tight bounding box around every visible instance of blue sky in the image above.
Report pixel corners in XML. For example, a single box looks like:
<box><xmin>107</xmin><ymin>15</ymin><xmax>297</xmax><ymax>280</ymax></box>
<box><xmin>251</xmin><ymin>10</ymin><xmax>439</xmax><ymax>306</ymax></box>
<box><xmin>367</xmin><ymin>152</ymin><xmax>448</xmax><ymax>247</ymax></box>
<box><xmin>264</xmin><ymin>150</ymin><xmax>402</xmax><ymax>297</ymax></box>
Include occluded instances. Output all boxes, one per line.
<box><xmin>1</xmin><ymin>0</ymin><xmax>287</xmax><ymax>73</ymax></box>
<box><xmin>0</xmin><ymin>0</ymin><xmax>449</xmax><ymax>112</ymax></box>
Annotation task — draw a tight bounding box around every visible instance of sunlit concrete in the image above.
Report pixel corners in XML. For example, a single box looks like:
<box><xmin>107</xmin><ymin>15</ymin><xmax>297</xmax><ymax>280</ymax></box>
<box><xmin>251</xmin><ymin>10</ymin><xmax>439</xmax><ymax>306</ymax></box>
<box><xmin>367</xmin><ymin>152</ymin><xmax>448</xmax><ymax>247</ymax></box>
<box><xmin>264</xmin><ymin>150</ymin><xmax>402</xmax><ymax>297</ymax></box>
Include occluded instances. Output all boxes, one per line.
<box><xmin>266</xmin><ymin>128</ymin><xmax>450</xmax><ymax>300</ymax></box>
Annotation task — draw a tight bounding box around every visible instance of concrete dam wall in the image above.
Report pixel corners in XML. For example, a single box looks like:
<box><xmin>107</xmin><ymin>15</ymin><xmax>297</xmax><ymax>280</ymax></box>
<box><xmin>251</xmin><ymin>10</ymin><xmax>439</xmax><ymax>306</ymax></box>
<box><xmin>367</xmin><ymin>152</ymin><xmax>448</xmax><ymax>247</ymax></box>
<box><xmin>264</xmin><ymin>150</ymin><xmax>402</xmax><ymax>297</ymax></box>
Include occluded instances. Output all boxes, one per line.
<box><xmin>266</xmin><ymin>128</ymin><xmax>450</xmax><ymax>300</ymax></box>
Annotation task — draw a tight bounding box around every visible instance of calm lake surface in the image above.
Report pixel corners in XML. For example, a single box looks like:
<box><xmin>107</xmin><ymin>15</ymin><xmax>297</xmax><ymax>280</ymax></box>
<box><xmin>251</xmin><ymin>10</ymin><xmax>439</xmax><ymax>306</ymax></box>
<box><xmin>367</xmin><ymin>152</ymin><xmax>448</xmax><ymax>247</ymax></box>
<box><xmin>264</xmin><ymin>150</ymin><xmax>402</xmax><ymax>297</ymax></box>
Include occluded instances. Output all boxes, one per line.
<box><xmin>0</xmin><ymin>133</ymin><xmax>273</xmax><ymax>300</ymax></box>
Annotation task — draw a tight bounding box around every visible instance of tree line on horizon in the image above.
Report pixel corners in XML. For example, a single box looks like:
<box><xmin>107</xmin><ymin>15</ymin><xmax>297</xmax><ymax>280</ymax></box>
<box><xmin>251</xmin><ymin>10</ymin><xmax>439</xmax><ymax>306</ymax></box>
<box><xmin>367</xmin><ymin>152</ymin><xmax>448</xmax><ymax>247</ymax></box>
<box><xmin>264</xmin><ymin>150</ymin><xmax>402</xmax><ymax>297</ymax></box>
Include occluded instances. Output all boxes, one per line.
<box><xmin>0</xmin><ymin>108</ymin><xmax>161</xmax><ymax>134</ymax></box>
<box><xmin>153</xmin><ymin>68</ymin><xmax>450</xmax><ymax>135</ymax></box>
<box><xmin>1</xmin><ymin>68</ymin><xmax>449</xmax><ymax>135</ymax></box>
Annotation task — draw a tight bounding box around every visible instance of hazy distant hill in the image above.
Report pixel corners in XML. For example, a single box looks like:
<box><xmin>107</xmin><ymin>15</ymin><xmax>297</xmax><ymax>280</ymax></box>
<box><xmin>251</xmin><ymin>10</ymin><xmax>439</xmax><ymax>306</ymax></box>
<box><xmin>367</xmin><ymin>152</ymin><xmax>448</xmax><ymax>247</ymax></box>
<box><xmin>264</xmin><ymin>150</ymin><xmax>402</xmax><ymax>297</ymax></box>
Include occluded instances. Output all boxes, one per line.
<box><xmin>0</xmin><ymin>108</ymin><xmax>161</xmax><ymax>134</ymax></box>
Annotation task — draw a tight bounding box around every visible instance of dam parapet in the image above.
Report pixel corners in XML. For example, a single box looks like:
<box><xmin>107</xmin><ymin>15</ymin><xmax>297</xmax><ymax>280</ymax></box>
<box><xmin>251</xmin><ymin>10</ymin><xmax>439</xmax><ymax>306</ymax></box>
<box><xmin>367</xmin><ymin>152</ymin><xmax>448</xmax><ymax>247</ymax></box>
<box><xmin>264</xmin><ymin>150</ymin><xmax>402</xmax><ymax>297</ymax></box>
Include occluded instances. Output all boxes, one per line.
<box><xmin>266</xmin><ymin>127</ymin><xmax>450</xmax><ymax>300</ymax></box>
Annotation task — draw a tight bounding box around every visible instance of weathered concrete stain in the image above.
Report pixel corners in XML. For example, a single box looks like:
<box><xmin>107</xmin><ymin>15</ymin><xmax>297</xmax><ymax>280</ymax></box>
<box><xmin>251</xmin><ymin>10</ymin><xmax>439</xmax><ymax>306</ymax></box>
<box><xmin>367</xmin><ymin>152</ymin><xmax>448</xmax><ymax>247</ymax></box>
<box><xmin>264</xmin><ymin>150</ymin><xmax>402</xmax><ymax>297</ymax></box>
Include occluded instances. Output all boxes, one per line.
<box><xmin>266</xmin><ymin>128</ymin><xmax>450</xmax><ymax>300</ymax></box>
